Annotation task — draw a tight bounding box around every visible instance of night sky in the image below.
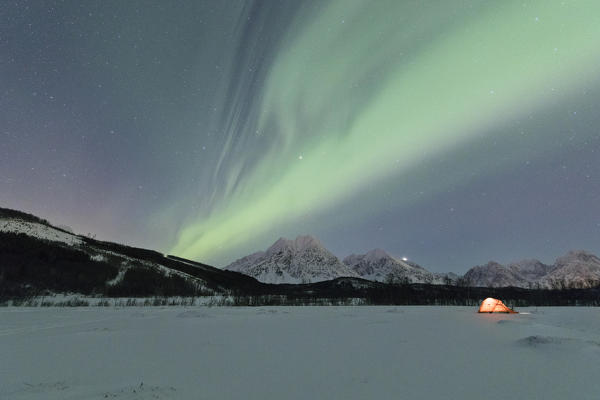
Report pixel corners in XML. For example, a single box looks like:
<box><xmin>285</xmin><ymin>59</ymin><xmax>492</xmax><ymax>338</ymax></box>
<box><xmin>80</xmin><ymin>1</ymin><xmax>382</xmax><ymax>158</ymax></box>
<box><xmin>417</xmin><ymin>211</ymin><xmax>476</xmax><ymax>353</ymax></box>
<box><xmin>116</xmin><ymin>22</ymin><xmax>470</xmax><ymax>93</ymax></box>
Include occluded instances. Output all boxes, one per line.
<box><xmin>2</xmin><ymin>0</ymin><xmax>600</xmax><ymax>273</ymax></box>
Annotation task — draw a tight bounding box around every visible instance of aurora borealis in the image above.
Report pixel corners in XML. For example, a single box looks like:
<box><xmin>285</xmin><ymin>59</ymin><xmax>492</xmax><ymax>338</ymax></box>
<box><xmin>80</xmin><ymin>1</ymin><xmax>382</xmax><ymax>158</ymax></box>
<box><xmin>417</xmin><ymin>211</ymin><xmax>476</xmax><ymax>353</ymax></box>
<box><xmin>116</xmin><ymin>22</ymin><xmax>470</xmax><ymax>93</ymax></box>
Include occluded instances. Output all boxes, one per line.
<box><xmin>2</xmin><ymin>1</ymin><xmax>600</xmax><ymax>272</ymax></box>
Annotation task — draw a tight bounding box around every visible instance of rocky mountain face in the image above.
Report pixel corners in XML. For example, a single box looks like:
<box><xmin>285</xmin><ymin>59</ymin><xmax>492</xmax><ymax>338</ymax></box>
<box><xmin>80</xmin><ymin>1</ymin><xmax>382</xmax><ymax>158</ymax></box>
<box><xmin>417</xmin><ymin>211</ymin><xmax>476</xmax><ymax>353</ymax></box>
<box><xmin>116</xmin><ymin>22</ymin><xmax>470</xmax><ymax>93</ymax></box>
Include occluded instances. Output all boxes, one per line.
<box><xmin>508</xmin><ymin>259</ymin><xmax>552</xmax><ymax>282</ymax></box>
<box><xmin>463</xmin><ymin>251</ymin><xmax>600</xmax><ymax>289</ymax></box>
<box><xmin>540</xmin><ymin>250</ymin><xmax>600</xmax><ymax>289</ymax></box>
<box><xmin>462</xmin><ymin>261</ymin><xmax>530</xmax><ymax>288</ymax></box>
<box><xmin>342</xmin><ymin>249</ymin><xmax>445</xmax><ymax>284</ymax></box>
<box><xmin>225</xmin><ymin>235</ymin><xmax>360</xmax><ymax>284</ymax></box>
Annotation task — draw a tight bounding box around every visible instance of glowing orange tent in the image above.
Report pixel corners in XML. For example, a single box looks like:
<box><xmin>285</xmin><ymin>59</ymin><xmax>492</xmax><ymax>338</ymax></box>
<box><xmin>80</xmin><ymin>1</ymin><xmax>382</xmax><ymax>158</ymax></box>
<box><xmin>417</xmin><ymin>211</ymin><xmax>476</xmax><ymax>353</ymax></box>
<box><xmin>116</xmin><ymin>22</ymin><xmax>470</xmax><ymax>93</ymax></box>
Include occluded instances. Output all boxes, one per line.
<box><xmin>478</xmin><ymin>298</ymin><xmax>518</xmax><ymax>313</ymax></box>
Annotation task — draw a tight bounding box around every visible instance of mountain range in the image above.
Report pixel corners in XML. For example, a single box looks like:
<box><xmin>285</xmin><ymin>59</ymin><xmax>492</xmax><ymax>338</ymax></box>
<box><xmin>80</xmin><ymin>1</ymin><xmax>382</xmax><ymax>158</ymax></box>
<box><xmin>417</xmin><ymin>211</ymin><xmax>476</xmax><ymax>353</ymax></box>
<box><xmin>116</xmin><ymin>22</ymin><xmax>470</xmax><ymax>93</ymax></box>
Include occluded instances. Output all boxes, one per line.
<box><xmin>2</xmin><ymin>206</ymin><xmax>599</xmax><ymax>296</ymax></box>
<box><xmin>223</xmin><ymin>235</ymin><xmax>461</xmax><ymax>285</ymax></box>
<box><xmin>464</xmin><ymin>251</ymin><xmax>600</xmax><ymax>289</ymax></box>
<box><xmin>227</xmin><ymin>235</ymin><xmax>600</xmax><ymax>289</ymax></box>
<box><xmin>225</xmin><ymin>235</ymin><xmax>446</xmax><ymax>284</ymax></box>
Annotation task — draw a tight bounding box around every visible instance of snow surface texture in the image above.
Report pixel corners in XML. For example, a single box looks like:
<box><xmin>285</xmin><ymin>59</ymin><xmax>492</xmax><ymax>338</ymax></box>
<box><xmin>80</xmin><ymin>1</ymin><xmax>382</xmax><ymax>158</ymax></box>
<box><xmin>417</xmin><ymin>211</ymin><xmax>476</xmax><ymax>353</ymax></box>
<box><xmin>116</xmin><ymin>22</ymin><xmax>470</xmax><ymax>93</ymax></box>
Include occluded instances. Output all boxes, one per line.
<box><xmin>225</xmin><ymin>235</ymin><xmax>359</xmax><ymax>283</ymax></box>
<box><xmin>0</xmin><ymin>218</ymin><xmax>82</xmax><ymax>246</ymax></box>
<box><xmin>1</xmin><ymin>306</ymin><xmax>599</xmax><ymax>400</ymax></box>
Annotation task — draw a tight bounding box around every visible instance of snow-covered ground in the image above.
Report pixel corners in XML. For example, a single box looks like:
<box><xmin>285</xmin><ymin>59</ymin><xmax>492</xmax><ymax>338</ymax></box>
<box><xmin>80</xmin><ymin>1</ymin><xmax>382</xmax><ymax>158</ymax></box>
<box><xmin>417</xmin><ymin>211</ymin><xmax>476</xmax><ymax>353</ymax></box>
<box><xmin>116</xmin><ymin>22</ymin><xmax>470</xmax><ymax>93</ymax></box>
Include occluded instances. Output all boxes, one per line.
<box><xmin>1</xmin><ymin>306</ymin><xmax>599</xmax><ymax>399</ymax></box>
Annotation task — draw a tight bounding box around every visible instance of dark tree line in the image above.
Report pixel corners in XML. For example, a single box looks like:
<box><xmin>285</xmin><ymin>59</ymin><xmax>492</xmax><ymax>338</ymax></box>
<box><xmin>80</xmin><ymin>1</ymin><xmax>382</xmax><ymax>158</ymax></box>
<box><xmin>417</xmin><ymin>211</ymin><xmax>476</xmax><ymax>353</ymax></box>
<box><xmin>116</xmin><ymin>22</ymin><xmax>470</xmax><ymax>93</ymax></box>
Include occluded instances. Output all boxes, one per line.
<box><xmin>104</xmin><ymin>265</ymin><xmax>207</xmax><ymax>297</ymax></box>
<box><xmin>0</xmin><ymin>232</ymin><xmax>118</xmax><ymax>298</ymax></box>
<box><xmin>0</xmin><ymin>208</ymin><xmax>50</xmax><ymax>225</ymax></box>
<box><xmin>0</xmin><ymin>232</ymin><xmax>208</xmax><ymax>299</ymax></box>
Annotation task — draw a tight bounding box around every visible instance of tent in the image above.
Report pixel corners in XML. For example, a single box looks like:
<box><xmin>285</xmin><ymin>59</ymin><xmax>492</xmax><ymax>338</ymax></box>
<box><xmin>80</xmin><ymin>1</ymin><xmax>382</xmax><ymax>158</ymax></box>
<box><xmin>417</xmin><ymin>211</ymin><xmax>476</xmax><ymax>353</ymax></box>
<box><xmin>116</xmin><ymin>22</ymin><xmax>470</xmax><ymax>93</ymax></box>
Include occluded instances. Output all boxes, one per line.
<box><xmin>478</xmin><ymin>298</ymin><xmax>518</xmax><ymax>313</ymax></box>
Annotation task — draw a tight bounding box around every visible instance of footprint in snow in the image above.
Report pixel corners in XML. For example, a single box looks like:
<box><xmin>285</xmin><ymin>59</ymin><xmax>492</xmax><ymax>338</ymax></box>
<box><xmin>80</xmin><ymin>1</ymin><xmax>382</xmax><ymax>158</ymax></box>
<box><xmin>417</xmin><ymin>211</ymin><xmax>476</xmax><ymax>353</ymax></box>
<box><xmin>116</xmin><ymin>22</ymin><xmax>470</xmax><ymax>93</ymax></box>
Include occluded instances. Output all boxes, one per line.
<box><xmin>103</xmin><ymin>382</ymin><xmax>177</xmax><ymax>399</ymax></box>
<box><xmin>20</xmin><ymin>381</ymin><xmax>68</xmax><ymax>394</ymax></box>
<box><xmin>517</xmin><ymin>335</ymin><xmax>600</xmax><ymax>349</ymax></box>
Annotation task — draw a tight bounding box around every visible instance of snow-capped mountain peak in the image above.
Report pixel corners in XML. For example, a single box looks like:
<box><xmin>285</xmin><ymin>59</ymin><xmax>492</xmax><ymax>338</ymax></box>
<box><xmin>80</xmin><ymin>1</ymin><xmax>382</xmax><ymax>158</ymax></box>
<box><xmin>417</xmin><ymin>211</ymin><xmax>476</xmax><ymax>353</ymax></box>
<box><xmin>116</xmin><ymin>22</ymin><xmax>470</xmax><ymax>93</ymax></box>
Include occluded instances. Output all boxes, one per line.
<box><xmin>225</xmin><ymin>235</ymin><xmax>359</xmax><ymax>284</ymax></box>
<box><xmin>540</xmin><ymin>250</ymin><xmax>600</xmax><ymax>289</ymax></box>
<box><xmin>266</xmin><ymin>235</ymin><xmax>326</xmax><ymax>256</ymax></box>
<box><xmin>507</xmin><ymin>259</ymin><xmax>551</xmax><ymax>282</ymax></box>
<box><xmin>363</xmin><ymin>248</ymin><xmax>395</xmax><ymax>263</ymax></box>
<box><xmin>343</xmin><ymin>248</ymin><xmax>441</xmax><ymax>284</ymax></box>
<box><xmin>555</xmin><ymin>250</ymin><xmax>600</xmax><ymax>266</ymax></box>
<box><xmin>462</xmin><ymin>261</ymin><xmax>528</xmax><ymax>288</ymax></box>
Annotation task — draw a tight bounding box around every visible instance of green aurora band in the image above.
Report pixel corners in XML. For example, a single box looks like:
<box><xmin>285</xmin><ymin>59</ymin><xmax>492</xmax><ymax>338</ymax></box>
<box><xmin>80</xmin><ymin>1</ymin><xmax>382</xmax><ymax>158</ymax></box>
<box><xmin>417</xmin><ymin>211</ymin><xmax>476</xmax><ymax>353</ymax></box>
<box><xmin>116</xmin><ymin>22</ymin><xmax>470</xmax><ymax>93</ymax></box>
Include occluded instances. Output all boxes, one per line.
<box><xmin>172</xmin><ymin>0</ymin><xmax>600</xmax><ymax>265</ymax></box>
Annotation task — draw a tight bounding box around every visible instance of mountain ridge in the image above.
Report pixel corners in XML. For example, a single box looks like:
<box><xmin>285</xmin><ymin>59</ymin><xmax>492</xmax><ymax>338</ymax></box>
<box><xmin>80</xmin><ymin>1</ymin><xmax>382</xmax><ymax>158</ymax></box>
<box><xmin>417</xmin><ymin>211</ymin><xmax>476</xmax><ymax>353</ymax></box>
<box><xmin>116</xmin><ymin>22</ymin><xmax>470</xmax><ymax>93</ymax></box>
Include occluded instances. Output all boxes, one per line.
<box><xmin>342</xmin><ymin>248</ymin><xmax>446</xmax><ymax>284</ymax></box>
<box><xmin>2</xmin><ymin>207</ymin><xmax>599</xmax><ymax>291</ymax></box>
<box><xmin>0</xmin><ymin>207</ymin><xmax>267</xmax><ymax>298</ymax></box>
<box><xmin>463</xmin><ymin>250</ymin><xmax>600</xmax><ymax>289</ymax></box>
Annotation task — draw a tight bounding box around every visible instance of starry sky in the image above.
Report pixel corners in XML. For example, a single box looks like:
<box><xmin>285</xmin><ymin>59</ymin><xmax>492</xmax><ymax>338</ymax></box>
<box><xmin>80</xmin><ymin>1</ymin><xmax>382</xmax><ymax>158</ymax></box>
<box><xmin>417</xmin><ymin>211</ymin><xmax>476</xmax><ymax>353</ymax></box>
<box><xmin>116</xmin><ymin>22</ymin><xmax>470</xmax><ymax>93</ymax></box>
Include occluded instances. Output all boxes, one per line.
<box><xmin>2</xmin><ymin>0</ymin><xmax>600</xmax><ymax>273</ymax></box>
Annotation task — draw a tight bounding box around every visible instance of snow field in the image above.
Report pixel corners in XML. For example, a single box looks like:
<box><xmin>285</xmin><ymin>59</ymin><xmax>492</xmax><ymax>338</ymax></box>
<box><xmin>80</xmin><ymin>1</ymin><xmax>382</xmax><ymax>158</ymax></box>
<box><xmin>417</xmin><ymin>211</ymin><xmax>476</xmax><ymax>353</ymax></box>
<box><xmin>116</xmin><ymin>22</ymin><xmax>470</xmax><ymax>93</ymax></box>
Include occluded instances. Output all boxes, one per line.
<box><xmin>1</xmin><ymin>306</ymin><xmax>599</xmax><ymax>399</ymax></box>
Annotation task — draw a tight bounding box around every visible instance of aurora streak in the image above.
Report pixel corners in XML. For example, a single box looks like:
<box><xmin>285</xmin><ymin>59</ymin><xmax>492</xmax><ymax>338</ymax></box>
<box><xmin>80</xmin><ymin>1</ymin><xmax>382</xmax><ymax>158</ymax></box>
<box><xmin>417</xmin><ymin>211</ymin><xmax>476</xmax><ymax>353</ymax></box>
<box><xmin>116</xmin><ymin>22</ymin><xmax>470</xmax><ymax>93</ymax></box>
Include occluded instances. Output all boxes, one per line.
<box><xmin>4</xmin><ymin>0</ymin><xmax>600</xmax><ymax>272</ymax></box>
<box><xmin>171</xmin><ymin>0</ymin><xmax>600</xmax><ymax>265</ymax></box>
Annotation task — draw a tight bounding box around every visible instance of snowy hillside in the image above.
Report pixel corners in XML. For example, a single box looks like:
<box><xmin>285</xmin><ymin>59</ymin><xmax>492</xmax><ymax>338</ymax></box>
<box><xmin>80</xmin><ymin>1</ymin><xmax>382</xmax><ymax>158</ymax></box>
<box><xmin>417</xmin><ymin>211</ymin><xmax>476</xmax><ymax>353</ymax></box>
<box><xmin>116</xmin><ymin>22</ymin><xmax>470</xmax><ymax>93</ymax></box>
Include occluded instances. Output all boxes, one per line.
<box><xmin>0</xmin><ymin>207</ymin><xmax>261</xmax><ymax>298</ymax></box>
<box><xmin>225</xmin><ymin>235</ymin><xmax>360</xmax><ymax>284</ymax></box>
<box><xmin>0</xmin><ymin>218</ymin><xmax>82</xmax><ymax>246</ymax></box>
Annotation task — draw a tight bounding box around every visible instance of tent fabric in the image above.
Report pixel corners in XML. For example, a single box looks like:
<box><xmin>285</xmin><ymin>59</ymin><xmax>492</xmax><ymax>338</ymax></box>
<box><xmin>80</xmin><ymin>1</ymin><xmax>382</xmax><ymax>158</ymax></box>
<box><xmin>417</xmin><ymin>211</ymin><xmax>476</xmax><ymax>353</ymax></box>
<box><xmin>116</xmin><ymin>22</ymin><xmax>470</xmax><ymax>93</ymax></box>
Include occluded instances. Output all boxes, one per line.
<box><xmin>478</xmin><ymin>298</ymin><xmax>518</xmax><ymax>313</ymax></box>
